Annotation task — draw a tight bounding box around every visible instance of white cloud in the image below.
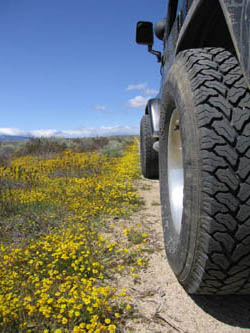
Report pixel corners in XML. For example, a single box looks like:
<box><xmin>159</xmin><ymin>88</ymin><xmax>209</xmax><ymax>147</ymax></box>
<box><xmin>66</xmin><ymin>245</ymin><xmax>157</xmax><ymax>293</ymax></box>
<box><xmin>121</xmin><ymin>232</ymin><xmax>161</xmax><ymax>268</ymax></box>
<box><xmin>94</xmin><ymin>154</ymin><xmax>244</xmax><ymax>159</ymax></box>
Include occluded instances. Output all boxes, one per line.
<box><xmin>0</xmin><ymin>128</ymin><xmax>31</xmax><ymax>137</ymax></box>
<box><xmin>94</xmin><ymin>105</ymin><xmax>107</xmax><ymax>111</ymax></box>
<box><xmin>126</xmin><ymin>83</ymin><xmax>158</xmax><ymax>96</ymax></box>
<box><xmin>31</xmin><ymin>129</ymin><xmax>59</xmax><ymax>137</ymax></box>
<box><xmin>126</xmin><ymin>83</ymin><xmax>147</xmax><ymax>91</ymax></box>
<box><xmin>128</xmin><ymin>95</ymin><xmax>151</xmax><ymax>109</ymax></box>
<box><xmin>126</xmin><ymin>84</ymin><xmax>157</xmax><ymax>109</ymax></box>
<box><xmin>75</xmin><ymin>126</ymin><xmax>139</xmax><ymax>137</ymax></box>
<box><xmin>145</xmin><ymin>88</ymin><xmax>158</xmax><ymax>95</ymax></box>
<box><xmin>0</xmin><ymin>126</ymin><xmax>139</xmax><ymax>138</ymax></box>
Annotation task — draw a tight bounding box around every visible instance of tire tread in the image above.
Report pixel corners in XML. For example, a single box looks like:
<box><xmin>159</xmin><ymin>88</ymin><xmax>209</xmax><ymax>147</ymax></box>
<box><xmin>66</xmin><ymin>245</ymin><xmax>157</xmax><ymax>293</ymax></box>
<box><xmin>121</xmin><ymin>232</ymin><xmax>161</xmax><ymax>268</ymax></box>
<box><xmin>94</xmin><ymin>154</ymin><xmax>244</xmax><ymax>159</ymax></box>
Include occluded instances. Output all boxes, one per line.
<box><xmin>183</xmin><ymin>48</ymin><xmax>250</xmax><ymax>294</ymax></box>
<box><xmin>140</xmin><ymin>115</ymin><xmax>159</xmax><ymax>179</ymax></box>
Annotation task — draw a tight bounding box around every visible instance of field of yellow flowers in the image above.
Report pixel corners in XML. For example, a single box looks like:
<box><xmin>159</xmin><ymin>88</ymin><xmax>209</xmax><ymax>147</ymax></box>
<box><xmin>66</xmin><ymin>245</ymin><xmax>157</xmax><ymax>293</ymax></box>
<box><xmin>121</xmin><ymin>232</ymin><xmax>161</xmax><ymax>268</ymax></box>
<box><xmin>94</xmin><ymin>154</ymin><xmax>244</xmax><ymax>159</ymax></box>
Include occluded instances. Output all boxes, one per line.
<box><xmin>0</xmin><ymin>139</ymin><xmax>148</xmax><ymax>333</ymax></box>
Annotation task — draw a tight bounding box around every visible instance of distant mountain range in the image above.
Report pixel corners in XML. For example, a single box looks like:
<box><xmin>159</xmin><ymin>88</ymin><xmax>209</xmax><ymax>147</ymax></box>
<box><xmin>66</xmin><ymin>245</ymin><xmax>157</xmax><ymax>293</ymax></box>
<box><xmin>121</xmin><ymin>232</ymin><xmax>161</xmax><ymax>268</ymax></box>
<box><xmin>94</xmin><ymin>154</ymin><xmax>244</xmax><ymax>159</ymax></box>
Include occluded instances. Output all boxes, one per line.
<box><xmin>0</xmin><ymin>135</ymin><xmax>30</xmax><ymax>142</ymax></box>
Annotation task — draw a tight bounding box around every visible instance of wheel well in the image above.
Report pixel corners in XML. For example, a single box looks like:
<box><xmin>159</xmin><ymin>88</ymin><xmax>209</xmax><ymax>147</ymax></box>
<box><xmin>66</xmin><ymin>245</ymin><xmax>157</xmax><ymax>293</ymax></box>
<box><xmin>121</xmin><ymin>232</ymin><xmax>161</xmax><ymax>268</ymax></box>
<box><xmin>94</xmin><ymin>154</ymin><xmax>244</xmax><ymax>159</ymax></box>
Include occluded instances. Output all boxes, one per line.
<box><xmin>177</xmin><ymin>0</ymin><xmax>235</xmax><ymax>56</ymax></box>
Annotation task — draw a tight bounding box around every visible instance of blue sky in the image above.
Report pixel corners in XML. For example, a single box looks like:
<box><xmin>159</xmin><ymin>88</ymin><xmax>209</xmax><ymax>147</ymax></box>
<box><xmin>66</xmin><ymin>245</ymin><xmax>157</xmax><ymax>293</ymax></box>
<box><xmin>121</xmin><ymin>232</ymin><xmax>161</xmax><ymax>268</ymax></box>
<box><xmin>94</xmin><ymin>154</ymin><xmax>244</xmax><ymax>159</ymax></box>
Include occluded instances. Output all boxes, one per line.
<box><xmin>0</xmin><ymin>0</ymin><xmax>167</xmax><ymax>137</ymax></box>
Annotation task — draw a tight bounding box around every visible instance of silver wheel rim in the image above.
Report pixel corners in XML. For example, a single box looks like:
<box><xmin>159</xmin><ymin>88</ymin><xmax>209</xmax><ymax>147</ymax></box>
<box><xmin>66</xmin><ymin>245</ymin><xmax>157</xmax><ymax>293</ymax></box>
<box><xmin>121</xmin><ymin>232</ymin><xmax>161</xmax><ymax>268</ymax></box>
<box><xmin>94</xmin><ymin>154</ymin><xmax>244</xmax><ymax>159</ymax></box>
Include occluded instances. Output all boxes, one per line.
<box><xmin>168</xmin><ymin>109</ymin><xmax>184</xmax><ymax>234</ymax></box>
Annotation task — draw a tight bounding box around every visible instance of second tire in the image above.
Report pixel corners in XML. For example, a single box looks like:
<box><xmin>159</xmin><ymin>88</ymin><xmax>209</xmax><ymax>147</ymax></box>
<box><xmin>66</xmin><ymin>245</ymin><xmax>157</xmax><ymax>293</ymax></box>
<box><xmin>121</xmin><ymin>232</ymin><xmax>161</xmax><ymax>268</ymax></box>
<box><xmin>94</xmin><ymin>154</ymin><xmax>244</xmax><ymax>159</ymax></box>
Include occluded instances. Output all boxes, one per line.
<box><xmin>140</xmin><ymin>114</ymin><xmax>159</xmax><ymax>179</ymax></box>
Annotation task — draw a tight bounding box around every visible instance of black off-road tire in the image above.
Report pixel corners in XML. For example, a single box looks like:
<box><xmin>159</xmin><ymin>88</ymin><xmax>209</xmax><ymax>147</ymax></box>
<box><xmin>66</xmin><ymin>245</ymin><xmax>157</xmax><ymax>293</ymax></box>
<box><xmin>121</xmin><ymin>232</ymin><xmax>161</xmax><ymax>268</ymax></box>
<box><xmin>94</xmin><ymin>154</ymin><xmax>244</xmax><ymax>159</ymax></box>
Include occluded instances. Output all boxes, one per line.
<box><xmin>140</xmin><ymin>114</ymin><xmax>159</xmax><ymax>179</ymax></box>
<box><xmin>159</xmin><ymin>47</ymin><xmax>250</xmax><ymax>294</ymax></box>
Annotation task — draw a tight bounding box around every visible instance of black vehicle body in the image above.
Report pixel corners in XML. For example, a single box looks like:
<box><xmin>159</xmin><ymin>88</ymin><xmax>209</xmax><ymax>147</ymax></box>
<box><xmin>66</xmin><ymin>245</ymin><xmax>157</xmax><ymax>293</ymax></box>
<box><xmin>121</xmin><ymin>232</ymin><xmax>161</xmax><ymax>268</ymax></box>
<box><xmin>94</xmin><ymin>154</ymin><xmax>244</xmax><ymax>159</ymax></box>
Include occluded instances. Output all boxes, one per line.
<box><xmin>139</xmin><ymin>0</ymin><xmax>250</xmax><ymax>138</ymax></box>
<box><xmin>175</xmin><ymin>0</ymin><xmax>250</xmax><ymax>86</ymax></box>
<box><xmin>137</xmin><ymin>0</ymin><xmax>250</xmax><ymax>295</ymax></box>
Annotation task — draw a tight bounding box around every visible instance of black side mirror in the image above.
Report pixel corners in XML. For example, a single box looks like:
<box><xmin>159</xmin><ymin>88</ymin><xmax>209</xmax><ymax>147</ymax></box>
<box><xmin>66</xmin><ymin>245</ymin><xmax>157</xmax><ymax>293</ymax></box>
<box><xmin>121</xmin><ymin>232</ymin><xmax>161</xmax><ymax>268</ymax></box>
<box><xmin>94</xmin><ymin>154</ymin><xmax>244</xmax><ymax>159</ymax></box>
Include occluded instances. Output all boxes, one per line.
<box><xmin>136</xmin><ymin>21</ymin><xmax>154</xmax><ymax>46</ymax></box>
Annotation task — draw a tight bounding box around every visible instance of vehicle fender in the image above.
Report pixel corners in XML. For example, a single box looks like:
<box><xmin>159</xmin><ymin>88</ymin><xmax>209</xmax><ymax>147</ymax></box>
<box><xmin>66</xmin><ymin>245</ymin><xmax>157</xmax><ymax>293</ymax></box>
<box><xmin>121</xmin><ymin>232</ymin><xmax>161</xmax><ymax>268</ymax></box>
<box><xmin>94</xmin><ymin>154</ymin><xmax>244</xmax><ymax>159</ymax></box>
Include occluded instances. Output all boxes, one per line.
<box><xmin>219</xmin><ymin>0</ymin><xmax>250</xmax><ymax>86</ymax></box>
<box><xmin>176</xmin><ymin>0</ymin><xmax>250</xmax><ymax>87</ymax></box>
<box><xmin>145</xmin><ymin>98</ymin><xmax>161</xmax><ymax>138</ymax></box>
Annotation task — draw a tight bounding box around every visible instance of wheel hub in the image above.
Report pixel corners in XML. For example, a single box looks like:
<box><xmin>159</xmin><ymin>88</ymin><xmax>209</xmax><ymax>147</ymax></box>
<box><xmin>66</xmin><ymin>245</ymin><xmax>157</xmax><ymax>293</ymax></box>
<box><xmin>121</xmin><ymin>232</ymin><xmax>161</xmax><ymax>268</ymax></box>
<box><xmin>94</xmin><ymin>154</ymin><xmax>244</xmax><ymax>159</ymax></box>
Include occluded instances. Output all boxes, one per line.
<box><xmin>168</xmin><ymin>109</ymin><xmax>184</xmax><ymax>234</ymax></box>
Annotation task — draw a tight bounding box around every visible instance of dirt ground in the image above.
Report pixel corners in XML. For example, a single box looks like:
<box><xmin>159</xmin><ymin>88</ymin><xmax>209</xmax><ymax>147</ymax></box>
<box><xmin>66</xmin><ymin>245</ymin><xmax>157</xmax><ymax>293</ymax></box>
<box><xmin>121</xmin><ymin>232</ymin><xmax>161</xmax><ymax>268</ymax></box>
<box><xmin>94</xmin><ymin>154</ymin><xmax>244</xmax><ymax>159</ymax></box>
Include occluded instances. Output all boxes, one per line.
<box><xmin>120</xmin><ymin>177</ymin><xmax>250</xmax><ymax>333</ymax></box>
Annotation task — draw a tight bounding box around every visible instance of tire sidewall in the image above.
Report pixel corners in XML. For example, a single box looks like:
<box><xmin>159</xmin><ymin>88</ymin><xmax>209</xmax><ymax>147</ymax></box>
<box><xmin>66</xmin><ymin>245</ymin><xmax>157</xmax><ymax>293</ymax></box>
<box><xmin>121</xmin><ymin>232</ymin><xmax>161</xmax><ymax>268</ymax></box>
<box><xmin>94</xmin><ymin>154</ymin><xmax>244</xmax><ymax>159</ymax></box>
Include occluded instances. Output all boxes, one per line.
<box><xmin>159</xmin><ymin>59</ymin><xmax>201</xmax><ymax>282</ymax></box>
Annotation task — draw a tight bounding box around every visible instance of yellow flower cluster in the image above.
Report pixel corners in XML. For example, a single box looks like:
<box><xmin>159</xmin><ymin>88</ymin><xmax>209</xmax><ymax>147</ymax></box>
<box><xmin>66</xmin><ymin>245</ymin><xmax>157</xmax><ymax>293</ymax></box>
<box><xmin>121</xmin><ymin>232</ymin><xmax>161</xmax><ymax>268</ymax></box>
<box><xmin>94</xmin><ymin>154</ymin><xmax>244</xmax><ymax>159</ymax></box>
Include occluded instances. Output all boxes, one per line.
<box><xmin>0</xmin><ymin>223</ymin><xmax>123</xmax><ymax>332</ymax></box>
<box><xmin>0</xmin><ymin>142</ymin><xmax>140</xmax><ymax>217</ymax></box>
<box><xmin>0</xmin><ymin>140</ymin><xmax>142</xmax><ymax>332</ymax></box>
